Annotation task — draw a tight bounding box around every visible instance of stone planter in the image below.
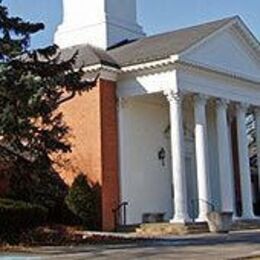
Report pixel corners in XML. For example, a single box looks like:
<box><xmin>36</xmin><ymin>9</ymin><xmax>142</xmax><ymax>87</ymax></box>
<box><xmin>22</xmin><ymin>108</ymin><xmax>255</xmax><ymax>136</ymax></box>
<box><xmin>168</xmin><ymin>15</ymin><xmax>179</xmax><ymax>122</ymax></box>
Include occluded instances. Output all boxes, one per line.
<box><xmin>207</xmin><ymin>212</ymin><xmax>233</xmax><ymax>233</ymax></box>
<box><xmin>142</xmin><ymin>213</ymin><xmax>165</xmax><ymax>223</ymax></box>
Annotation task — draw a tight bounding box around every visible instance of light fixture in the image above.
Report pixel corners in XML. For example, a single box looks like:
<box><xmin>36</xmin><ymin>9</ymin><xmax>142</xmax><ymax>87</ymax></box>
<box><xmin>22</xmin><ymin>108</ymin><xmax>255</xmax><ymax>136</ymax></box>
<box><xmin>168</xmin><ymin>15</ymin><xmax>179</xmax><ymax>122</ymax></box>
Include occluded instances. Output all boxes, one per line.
<box><xmin>158</xmin><ymin>147</ymin><xmax>166</xmax><ymax>167</ymax></box>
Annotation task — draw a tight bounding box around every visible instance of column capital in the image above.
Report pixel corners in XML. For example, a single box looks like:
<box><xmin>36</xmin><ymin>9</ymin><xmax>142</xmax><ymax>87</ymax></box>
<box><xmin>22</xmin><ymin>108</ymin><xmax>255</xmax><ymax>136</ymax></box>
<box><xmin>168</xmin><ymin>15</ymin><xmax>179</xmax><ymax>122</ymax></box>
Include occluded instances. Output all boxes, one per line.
<box><xmin>164</xmin><ymin>89</ymin><xmax>184</xmax><ymax>104</ymax></box>
<box><xmin>194</xmin><ymin>94</ymin><xmax>209</xmax><ymax>105</ymax></box>
<box><xmin>253</xmin><ymin>106</ymin><xmax>260</xmax><ymax>117</ymax></box>
<box><xmin>216</xmin><ymin>98</ymin><xmax>230</xmax><ymax>109</ymax></box>
<box><xmin>236</xmin><ymin>102</ymin><xmax>250</xmax><ymax>113</ymax></box>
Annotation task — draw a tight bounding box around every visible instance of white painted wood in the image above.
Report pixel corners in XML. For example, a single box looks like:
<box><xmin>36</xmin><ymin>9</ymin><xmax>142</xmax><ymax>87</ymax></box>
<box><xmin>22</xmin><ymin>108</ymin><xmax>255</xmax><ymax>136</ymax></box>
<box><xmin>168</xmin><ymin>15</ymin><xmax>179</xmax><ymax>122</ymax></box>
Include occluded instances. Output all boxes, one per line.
<box><xmin>117</xmin><ymin>69</ymin><xmax>175</xmax><ymax>98</ymax></box>
<box><xmin>255</xmin><ymin>108</ymin><xmax>260</xmax><ymax>191</ymax></box>
<box><xmin>183</xmin><ymin>28</ymin><xmax>260</xmax><ymax>80</ymax></box>
<box><xmin>165</xmin><ymin>90</ymin><xmax>190</xmax><ymax>223</ymax></box>
<box><xmin>55</xmin><ymin>0</ymin><xmax>144</xmax><ymax>49</ymax></box>
<box><xmin>206</xmin><ymin>103</ymin><xmax>221</xmax><ymax>211</ymax></box>
<box><xmin>236</xmin><ymin>104</ymin><xmax>254</xmax><ymax>219</ymax></box>
<box><xmin>194</xmin><ymin>95</ymin><xmax>211</xmax><ymax>221</ymax></box>
<box><xmin>178</xmin><ymin>69</ymin><xmax>260</xmax><ymax>106</ymax></box>
<box><xmin>118</xmin><ymin>95</ymin><xmax>173</xmax><ymax>225</ymax></box>
<box><xmin>216</xmin><ymin>99</ymin><xmax>234</xmax><ymax>213</ymax></box>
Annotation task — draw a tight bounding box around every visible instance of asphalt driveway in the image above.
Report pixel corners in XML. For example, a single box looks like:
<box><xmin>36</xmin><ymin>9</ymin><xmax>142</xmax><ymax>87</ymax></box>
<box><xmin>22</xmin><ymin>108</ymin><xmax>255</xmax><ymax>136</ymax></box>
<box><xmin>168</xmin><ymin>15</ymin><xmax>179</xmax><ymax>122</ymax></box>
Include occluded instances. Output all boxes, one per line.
<box><xmin>2</xmin><ymin>230</ymin><xmax>260</xmax><ymax>260</ymax></box>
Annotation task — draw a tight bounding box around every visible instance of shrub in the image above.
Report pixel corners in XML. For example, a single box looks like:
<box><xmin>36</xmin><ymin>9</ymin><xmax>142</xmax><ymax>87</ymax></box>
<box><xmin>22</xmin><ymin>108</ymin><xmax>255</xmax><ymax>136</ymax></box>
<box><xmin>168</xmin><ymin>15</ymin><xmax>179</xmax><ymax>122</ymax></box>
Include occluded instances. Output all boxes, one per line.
<box><xmin>8</xmin><ymin>167</ymin><xmax>68</xmax><ymax>207</ymax></box>
<box><xmin>6</xmin><ymin>162</ymin><xmax>68</xmax><ymax>223</ymax></box>
<box><xmin>0</xmin><ymin>198</ymin><xmax>48</xmax><ymax>233</ymax></box>
<box><xmin>65</xmin><ymin>174</ymin><xmax>101</xmax><ymax>230</ymax></box>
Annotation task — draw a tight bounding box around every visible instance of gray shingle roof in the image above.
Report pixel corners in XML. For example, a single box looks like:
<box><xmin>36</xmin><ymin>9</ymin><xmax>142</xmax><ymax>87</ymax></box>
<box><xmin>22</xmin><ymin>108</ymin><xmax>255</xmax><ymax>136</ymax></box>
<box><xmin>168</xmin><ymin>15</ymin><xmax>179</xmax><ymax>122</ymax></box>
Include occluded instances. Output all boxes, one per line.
<box><xmin>61</xmin><ymin>17</ymin><xmax>236</xmax><ymax>69</ymax></box>
<box><xmin>60</xmin><ymin>44</ymin><xmax>119</xmax><ymax>68</ymax></box>
<box><xmin>108</xmin><ymin>16</ymin><xmax>235</xmax><ymax>67</ymax></box>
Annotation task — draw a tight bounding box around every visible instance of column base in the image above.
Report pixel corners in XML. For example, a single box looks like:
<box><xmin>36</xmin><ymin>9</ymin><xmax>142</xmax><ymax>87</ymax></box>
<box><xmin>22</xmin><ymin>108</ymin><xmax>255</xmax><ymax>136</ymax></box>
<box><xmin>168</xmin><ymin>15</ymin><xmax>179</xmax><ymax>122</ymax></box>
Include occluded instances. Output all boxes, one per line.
<box><xmin>196</xmin><ymin>215</ymin><xmax>209</xmax><ymax>223</ymax></box>
<box><xmin>170</xmin><ymin>216</ymin><xmax>192</xmax><ymax>224</ymax></box>
<box><xmin>232</xmin><ymin>215</ymin><xmax>241</xmax><ymax>222</ymax></box>
<box><xmin>240</xmin><ymin>214</ymin><xmax>256</xmax><ymax>220</ymax></box>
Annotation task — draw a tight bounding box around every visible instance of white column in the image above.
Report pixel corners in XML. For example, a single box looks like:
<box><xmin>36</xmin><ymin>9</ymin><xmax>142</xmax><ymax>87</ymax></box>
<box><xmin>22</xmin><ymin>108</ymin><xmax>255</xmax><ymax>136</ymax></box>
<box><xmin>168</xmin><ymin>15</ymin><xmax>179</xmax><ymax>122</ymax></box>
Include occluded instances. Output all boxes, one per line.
<box><xmin>255</xmin><ymin>108</ymin><xmax>260</xmax><ymax>191</ymax></box>
<box><xmin>194</xmin><ymin>94</ymin><xmax>211</xmax><ymax>221</ymax></box>
<box><xmin>216</xmin><ymin>99</ymin><xmax>234</xmax><ymax>213</ymax></box>
<box><xmin>165</xmin><ymin>90</ymin><xmax>190</xmax><ymax>223</ymax></box>
<box><xmin>236</xmin><ymin>103</ymin><xmax>254</xmax><ymax>219</ymax></box>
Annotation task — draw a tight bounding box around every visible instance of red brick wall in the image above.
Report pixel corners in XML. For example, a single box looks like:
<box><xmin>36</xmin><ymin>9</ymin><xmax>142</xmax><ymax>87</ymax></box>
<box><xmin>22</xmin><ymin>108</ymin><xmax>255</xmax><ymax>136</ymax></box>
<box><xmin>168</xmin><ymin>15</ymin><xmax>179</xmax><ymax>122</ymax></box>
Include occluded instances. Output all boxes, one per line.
<box><xmin>58</xmin><ymin>84</ymin><xmax>102</xmax><ymax>185</ymax></box>
<box><xmin>100</xmin><ymin>80</ymin><xmax>119</xmax><ymax>231</ymax></box>
<box><xmin>59</xmin><ymin>78</ymin><xmax>119</xmax><ymax>231</ymax></box>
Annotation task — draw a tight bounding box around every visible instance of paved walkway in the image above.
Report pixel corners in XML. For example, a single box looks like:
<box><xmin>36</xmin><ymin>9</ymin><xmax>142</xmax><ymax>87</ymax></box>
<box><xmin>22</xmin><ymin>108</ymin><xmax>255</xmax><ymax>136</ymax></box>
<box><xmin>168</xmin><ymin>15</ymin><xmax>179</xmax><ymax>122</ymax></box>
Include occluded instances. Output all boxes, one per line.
<box><xmin>2</xmin><ymin>230</ymin><xmax>260</xmax><ymax>259</ymax></box>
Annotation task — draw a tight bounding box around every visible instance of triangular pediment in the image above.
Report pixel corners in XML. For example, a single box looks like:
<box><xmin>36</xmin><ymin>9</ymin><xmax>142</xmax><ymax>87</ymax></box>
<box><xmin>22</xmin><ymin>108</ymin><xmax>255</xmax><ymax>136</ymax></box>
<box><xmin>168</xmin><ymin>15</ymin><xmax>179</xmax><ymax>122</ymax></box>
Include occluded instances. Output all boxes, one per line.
<box><xmin>182</xmin><ymin>24</ymin><xmax>260</xmax><ymax>80</ymax></box>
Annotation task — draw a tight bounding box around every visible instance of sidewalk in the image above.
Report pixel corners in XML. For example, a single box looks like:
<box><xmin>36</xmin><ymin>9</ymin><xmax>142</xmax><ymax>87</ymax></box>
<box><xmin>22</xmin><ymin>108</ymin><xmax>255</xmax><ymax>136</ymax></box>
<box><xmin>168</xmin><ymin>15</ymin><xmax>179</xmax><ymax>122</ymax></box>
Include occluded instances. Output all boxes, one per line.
<box><xmin>2</xmin><ymin>230</ymin><xmax>260</xmax><ymax>259</ymax></box>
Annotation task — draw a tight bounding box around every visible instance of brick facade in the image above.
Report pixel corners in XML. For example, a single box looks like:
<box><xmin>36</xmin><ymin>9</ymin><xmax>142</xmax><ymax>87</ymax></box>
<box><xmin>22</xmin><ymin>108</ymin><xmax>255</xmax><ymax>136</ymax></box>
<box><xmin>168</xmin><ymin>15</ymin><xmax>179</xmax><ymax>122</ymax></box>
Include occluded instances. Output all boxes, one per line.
<box><xmin>59</xmin><ymin>78</ymin><xmax>120</xmax><ymax>231</ymax></box>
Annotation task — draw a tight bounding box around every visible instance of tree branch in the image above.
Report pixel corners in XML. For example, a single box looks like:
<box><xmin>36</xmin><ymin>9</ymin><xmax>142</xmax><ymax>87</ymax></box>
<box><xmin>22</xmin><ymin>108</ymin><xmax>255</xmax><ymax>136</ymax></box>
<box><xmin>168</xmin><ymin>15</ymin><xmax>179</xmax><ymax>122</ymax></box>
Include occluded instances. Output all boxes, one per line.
<box><xmin>56</xmin><ymin>73</ymin><xmax>99</xmax><ymax>106</ymax></box>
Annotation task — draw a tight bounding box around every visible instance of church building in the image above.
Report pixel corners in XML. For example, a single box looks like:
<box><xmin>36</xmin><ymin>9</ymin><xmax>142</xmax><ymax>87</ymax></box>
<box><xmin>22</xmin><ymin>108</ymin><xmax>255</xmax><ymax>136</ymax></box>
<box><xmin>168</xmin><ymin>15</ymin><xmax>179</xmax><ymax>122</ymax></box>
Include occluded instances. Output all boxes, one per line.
<box><xmin>55</xmin><ymin>0</ymin><xmax>260</xmax><ymax>231</ymax></box>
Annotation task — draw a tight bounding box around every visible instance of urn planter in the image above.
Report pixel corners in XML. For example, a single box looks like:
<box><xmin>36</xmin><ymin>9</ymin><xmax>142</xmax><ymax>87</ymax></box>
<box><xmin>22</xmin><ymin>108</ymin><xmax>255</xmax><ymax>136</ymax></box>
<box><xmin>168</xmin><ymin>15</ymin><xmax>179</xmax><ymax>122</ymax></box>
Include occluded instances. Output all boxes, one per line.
<box><xmin>207</xmin><ymin>212</ymin><xmax>233</xmax><ymax>233</ymax></box>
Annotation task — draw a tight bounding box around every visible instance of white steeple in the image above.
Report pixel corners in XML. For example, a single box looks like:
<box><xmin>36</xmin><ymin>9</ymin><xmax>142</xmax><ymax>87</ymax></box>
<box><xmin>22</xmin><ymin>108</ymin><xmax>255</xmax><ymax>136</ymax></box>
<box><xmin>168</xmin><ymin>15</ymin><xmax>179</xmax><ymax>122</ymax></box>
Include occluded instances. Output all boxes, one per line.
<box><xmin>54</xmin><ymin>0</ymin><xmax>145</xmax><ymax>49</ymax></box>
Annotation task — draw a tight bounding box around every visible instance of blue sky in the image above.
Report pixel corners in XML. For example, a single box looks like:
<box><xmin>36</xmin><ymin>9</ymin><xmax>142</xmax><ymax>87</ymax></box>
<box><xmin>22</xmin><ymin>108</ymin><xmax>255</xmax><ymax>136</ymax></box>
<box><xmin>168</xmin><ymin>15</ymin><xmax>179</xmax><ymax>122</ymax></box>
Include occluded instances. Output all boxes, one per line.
<box><xmin>3</xmin><ymin>0</ymin><xmax>260</xmax><ymax>48</ymax></box>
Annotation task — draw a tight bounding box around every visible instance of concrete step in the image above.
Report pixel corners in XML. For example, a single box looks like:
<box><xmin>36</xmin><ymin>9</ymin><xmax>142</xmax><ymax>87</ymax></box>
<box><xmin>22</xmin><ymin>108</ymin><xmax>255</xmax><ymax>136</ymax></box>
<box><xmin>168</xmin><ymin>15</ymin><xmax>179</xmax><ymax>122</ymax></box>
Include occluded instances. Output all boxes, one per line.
<box><xmin>118</xmin><ymin>219</ymin><xmax>260</xmax><ymax>235</ymax></box>
<box><xmin>136</xmin><ymin>222</ymin><xmax>209</xmax><ymax>236</ymax></box>
<box><xmin>116</xmin><ymin>224</ymin><xmax>140</xmax><ymax>233</ymax></box>
<box><xmin>232</xmin><ymin>219</ymin><xmax>260</xmax><ymax>231</ymax></box>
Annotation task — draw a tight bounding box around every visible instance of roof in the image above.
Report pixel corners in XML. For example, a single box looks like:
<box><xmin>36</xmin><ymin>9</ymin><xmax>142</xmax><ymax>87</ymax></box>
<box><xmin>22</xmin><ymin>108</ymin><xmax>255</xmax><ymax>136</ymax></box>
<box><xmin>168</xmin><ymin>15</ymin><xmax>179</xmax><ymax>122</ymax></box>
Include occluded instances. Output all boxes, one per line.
<box><xmin>60</xmin><ymin>44</ymin><xmax>119</xmax><ymax>68</ymax></box>
<box><xmin>61</xmin><ymin>16</ymin><xmax>238</xmax><ymax>69</ymax></box>
<box><xmin>108</xmin><ymin>16</ymin><xmax>236</xmax><ymax>67</ymax></box>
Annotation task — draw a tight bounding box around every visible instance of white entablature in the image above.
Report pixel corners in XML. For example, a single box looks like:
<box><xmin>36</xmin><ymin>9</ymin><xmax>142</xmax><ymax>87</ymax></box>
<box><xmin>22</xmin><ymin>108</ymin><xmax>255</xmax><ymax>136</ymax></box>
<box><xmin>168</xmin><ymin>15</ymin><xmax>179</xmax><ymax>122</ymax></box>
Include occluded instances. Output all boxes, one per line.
<box><xmin>115</xmin><ymin>18</ymin><xmax>260</xmax><ymax>107</ymax></box>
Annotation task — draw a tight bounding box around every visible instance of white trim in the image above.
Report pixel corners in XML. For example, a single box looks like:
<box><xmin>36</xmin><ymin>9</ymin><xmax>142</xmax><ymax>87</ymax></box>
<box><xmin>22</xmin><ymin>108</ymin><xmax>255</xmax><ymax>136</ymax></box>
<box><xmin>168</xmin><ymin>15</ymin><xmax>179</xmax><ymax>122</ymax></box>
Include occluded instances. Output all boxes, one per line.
<box><xmin>79</xmin><ymin>17</ymin><xmax>260</xmax><ymax>83</ymax></box>
<box><xmin>178</xmin><ymin>69</ymin><xmax>260</xmax><ymax>106</ymax></box>
<box><xmin>234</xmin><ymin>17</ymin><xmax>260</xmax><ymax>56</ymax></box>
<box><xmin>121</xmin><ymin>56</ymin><xmax>178</xmax><ymax>73</ymax></box>
<box><xmin>83</xmin><ymin>64</ymin><xmax>120</xmax><ymax>81</ymax></box>
<box><xmin>180</xmin><ymin>18</ymin><xmax>238</xmax><ymax>57</ymax></box>
<box><xmin>81</xmin><ymin>56</ymin><xmax>260</xmax><ymax>88</ymax></box>
<box><xmin>177</xmin><ymin>59</ymin><xmax>260</xmax><ymax>85</ymax></box>
<box><xmin>82</xmin><ymin>64</ymin><xmax>103</xmax><ymax>72</ymax></box>
<box><xmin>229</xmin><ymin>25</ymin><xmax>260</xmax><ymax>64</ymax></box>
<box><xmin>181</xmin><ymin>17</ymin><xmax>260</xmax><ymax>60</ymax></box>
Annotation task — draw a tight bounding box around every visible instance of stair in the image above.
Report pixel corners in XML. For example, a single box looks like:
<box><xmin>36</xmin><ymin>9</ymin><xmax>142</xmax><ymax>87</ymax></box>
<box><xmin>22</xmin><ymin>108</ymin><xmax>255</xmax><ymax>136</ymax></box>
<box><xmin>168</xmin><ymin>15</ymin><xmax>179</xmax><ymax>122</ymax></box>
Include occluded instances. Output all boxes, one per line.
<box><xmin>116</xmin><ymin>224</ymin><xmax>140</xmax><ymax>233</ymax></box>
<box><xmin>117</xmin><ymin>219</ymin><xmax>260</xmax><ymax>236</ymax></box>
<box><xmin>136</xmin><ymin>222</ymin><xmax>209</xmax><ymax>236</ymax></box>
<box><xmin>232</xmin><ymin>219</ymin><xmax>260</xmax><ymax>231</ymax></box>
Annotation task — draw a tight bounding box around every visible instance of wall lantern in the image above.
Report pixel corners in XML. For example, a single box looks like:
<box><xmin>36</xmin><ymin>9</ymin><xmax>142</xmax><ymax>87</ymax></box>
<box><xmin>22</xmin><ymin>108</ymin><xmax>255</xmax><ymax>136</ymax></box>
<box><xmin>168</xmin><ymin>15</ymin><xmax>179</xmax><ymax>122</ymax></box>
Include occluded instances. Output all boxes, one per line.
<box><xmin>158</xmin><ymin>147</ymin><xmax>166</xmax><ymax>167</ymax></box>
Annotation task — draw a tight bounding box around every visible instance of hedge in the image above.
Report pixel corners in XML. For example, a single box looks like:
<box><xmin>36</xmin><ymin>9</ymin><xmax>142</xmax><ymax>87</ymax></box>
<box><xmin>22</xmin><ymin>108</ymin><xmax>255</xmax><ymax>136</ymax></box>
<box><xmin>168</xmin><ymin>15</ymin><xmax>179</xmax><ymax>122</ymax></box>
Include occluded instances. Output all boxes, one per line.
<box><xmin>0</xmin><ymin>198</ymin><xmax>48</xmax><ymax>233</ymax></box>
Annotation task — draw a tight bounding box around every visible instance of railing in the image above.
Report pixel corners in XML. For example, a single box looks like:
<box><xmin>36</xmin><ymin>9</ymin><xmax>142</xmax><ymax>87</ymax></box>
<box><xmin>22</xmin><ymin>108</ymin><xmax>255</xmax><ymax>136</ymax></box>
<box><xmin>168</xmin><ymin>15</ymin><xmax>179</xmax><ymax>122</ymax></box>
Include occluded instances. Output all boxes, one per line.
<box><xmin>112</xmin><ymin>201</ymin><xmax>129</xmax><ymax>230</ymax></box>
<box><xmin>191</xmin><ymin>198</ymin><xmax>216</xmax><ymax>223</ymax></box>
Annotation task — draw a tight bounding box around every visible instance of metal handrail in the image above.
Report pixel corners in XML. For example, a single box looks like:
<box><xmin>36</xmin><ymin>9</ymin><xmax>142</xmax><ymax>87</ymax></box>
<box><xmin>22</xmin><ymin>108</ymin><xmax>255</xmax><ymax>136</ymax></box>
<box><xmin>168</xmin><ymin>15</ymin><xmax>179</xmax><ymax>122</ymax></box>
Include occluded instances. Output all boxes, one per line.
<box><xmin>112</xmin><ymin>201</ymin><xmax>129</xmax><ymax>230</ymax></box>
<box><xmin>191</xmin><ymin>198</ymin><xmax>216</xmax><ymax>222</ymax></box>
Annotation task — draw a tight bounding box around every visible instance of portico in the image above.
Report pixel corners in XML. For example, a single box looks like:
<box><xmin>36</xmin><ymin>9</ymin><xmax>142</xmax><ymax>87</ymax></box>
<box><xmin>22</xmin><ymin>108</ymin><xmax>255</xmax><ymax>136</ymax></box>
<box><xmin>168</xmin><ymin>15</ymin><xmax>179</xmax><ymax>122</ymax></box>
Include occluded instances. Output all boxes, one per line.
<box><xmin>165</xmin><ymin>91</ymin><xmax>257</xmax><ymax>223</ymax></box>
<box><xmin>108</xmin><ymin>13</ymin><xmax>260</xmax><ymax>227</ymax></box>
<box><xmin>118</xmin><ymin>78</ymin><xmax>259</xmax><ymax>225</ymax></box>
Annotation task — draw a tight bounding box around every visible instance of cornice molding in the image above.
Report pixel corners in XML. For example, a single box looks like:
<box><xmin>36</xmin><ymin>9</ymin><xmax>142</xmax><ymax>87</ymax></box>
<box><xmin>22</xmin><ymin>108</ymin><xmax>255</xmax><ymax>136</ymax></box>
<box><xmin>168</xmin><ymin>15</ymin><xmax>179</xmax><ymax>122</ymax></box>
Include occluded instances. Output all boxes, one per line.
<box><xmin>83</xmin><ymin>64</ymin><xmax>120</xmax><ymax>81</ymax></box>
<box><xmin>235</xmin><ymin>102</ymin><xmax>250</xmax><ymax>113</ymax></box>
<box><xmin>163</xmin><ymin>89</ymin><xmax>184</xmax><ymax>104</ymax></box>
<box><xmin>175</xmin><ymin>59</ymin><xmax>260</xmax><ymax>85</ymax></box>
<box><xmin>193</xmin><ymin>93</ymin><xmax>209</xmax><ymax>106</ymax></box>
<box><xmin>120</xmin><ymin>56</ymin><xmax>178</xmax><ymax>73</ymax></box>
<box><xmin>81</xmin><ymin>56</ymin><xmax>260</xmax><ymax>87</ymax></box>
